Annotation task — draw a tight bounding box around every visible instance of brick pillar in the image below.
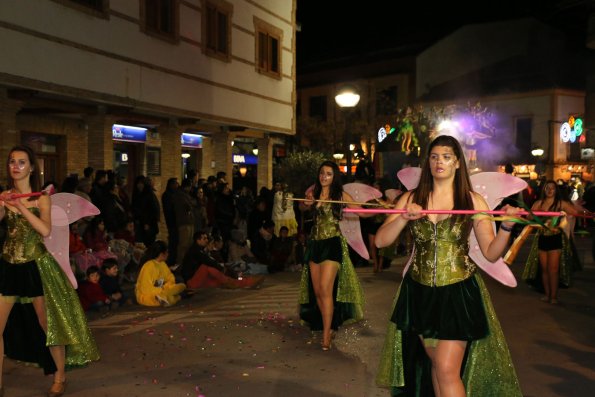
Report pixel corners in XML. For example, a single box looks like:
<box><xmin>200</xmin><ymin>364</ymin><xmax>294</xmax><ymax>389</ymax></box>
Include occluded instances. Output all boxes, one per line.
<box><xmin>86</xmin><ymin>111</ymin><xmax>114</xmax><ymax>171</ymax></box>
<box><xmin>160</xmin><ymin>121</ymin><xmax>182</xmax><ymax>183</ymax></box>
<box><xmin>211</xmin><ymin>130</ymin><xmax>233</xmax><ymax>188</ymax></box>
<box><xmin>0</xmin><ymin>89</ymin><xmax>23</xmax><ymax>182</ymax></box>
<box><xmin>256</xmin><ymin>137</ymin><xmax>273</xmax><ymax>193</ymax></box>
<box><xmin>200</xmin><ymin>136</ymin><xmax>215</xmax><ymax>180</ymax></box>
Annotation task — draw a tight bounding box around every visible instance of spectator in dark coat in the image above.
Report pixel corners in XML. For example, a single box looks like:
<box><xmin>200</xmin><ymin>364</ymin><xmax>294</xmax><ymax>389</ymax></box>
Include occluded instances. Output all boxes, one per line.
<box><xmin>131</xmin><ymin>175</ymin><xmax>160</xmax><ymax>247</ymax></box>
<box><xmin>90</xmin><ymin>170</ymin><xmax>109</xmax><ymax>215</ymax></box>
<box><xmin>172</xmin><ymin>179</ymin><xmax>195</xmax><ymax>265</ymax></box>
<box><xmin>251</xmin><ymin>219</ymin><xmax>275</xmax><ymax>265</ymax></box>
<box><xmin>162</xmin><ymin>178</ymin><xmax>179</xmax><ymax>265</ymax></box>
<box><xmin>214</xmin><ymin>182</ymin><xmax>235</xmax><ymax>242</ymax></box>
<box><xmin>102</xmin><ymin>180</ymin><xmax>128</xmax><ymax>235</ymax></box>
<box><xmin>247</xmin><ymin>198</ymin><xmax>270</xmax><ymax>243</ymax></box>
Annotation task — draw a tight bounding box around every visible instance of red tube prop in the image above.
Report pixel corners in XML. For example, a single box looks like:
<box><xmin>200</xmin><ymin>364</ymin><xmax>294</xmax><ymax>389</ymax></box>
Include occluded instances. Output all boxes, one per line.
<box><xmin>4</xmin><ymin>184</ymin><xmax>55</xmax><ymax>200</ymax></box>
<box><xmin>343</xmin><ymin>208</ymin><xmax>565</xmax><ymax>217</ymax></box>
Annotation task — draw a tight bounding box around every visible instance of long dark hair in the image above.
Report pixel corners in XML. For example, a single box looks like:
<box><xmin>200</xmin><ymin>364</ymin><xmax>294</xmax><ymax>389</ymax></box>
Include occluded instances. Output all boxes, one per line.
<box><xmin>313</xmin><ymin>160</ymin><xmax>343</xmax><ymax>220</ymax></box>
<box><xmin>6</xmin><ymin>145</ymin><xmax>41</xmax><ymax>193</ymax></box>
<box><xmin>139</xmin><ymin>240</ymin><xmax>168</xmax><ymax>265</ymax></box>
<box><xmin>539</xmin><ymin>180</ymin><xmax>562</xmax><ymax>211</ymax></box>
<box><xmin>413</xmin><ymin>135</ymin><xmax>474</xmax><ymax>221</ymax></box>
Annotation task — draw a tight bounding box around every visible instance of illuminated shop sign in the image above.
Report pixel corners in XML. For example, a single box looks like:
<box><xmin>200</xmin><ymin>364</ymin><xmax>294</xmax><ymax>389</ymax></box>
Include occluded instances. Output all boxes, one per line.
<box><xmin>181</xmin><ymin>133</ymin><xmax>203</xmax><ymax>148</ymax></box>
<box><xmin>377</xmin><ymin>124</ymin><xmax>395</xmax><ymax>143</ymax></box>
<box><xmin>560</xmin><ymin>116</ymin><xmax>584</xmax><ymax>143</ymax></box>
<box><xmin>232</xmin><ymin>154</ymin><xmax>258</xmax><ymax>165</ymax></box>
<box><xmin>112</xmin><ymin>124</ymin><xmax>147</xmax><ymax>142</ymax></box>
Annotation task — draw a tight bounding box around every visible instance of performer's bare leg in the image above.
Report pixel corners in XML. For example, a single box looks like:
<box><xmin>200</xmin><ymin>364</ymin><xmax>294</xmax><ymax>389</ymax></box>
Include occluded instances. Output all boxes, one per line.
<box><xmin>310</xmin><ymin>260</ymin><xmax>339</xmax><ymax>349</ymax></box>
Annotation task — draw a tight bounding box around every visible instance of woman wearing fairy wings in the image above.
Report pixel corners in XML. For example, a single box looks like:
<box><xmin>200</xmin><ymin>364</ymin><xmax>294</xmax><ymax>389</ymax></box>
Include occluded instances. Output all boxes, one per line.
<box><xmin>298</xmin><ymin>160</ymin><xmax>368</xmax><ymax>351</ymax></box>
<box><xmin>0</xmin><ymin>145</ymin><xmax>99</xmax><ymax>397</ymax></box>
<box><xmin>375</xmin><ymin>135</ymin><xmax>523</xmax><ymax>397</ymax></box>
<box><xmin>522</xmin><ymin>180</ymin><xmax>580</xmax><ymax>304</ymax></box>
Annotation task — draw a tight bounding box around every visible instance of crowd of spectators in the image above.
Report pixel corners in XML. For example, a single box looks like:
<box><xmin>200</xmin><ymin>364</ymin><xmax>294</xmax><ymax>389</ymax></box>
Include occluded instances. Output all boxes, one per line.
<box><xmin>7</xmin><ymin>162</ymin><xmax>593</xmax><ymax>314</ymax></box>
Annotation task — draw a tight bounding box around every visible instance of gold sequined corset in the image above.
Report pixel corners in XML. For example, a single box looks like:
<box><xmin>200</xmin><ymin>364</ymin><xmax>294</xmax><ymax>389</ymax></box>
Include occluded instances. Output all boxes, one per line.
<box><xmin>408</xmin><ymin>216</ymin><xmax>476</xmax><ymax>286</ymax></box>
<box><xmin>2</xmin><ymin>208</ymin><xmax>47</xmax><ymax>264</ymax></box>
<box><xmin>310</xmin><ymin>203</ymin><xmax>341</xmax><ymax>241</ymax></box>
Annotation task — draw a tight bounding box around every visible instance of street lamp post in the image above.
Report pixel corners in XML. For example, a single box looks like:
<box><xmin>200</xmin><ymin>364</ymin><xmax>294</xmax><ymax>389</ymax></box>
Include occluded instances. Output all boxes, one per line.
<box><xmin>335</xmin><ymin>85</ymin><xmax>360</xmax><ymax>180</ymax></box>
<box><xmin>531</xmin><ymin>146</ymin><xmax>544</xmax><ymax>177</ymax></box>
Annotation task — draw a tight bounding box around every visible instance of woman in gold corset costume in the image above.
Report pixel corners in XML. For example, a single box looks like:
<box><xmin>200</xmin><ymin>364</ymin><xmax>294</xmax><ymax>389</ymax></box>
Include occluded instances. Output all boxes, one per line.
<box><xmin>298</xmin><ymin>160</ymin><xmax>366</xmax><ymax>351</ymax></box>
<box><xmin>375</xmin><ymin>136</ymin><xmax>523</xmax><ymax>396</ymax></box>
<box><xmin>522</xmin><ymin>180</ymin><xmax>579</xmax><ymax>304</ymax></box>
<box><xmin>0</xmin><ymin>145</ymin><xmax>99</xmax><ymax>397</ymax></box>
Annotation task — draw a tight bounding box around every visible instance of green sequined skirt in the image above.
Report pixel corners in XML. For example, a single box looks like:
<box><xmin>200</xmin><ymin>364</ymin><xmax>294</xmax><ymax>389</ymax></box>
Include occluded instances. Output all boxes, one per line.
<box><xmin>376</xmin><ymin>273</ymin><xmax>522</xmax><ymax>396</ymax></box>
<box><xmin>298</xmin><ymin>235</ymin><xmax>364</xmax><ymax>330</ymax></box>
<box><xmin>3</xmin><ymin>252</ymin><xmax>100</xmax><ymax>374</ymax></box>
<box><xmin>522</xmin><ymin>230</ymin><xmax>582</xmax><ymax>291</ymax></box>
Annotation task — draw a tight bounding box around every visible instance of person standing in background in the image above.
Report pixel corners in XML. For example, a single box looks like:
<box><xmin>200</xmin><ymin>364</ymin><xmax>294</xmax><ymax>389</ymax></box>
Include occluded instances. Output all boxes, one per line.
<box><xmin>161</xmin><ymin>178</ymin><xmax>179</xmax><ymax>265</ymax></box>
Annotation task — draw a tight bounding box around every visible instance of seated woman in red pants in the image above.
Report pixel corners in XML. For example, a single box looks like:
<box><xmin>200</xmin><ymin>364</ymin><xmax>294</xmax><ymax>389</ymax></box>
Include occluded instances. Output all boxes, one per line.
<box><xmin>180</xmin><ymin>231</ymin><xmax>264</xmax><ymax>289</ymax></box>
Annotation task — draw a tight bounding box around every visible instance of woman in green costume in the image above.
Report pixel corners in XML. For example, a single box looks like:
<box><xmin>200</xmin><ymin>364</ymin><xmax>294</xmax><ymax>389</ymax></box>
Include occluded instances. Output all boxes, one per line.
<box><xmin>375</xmin><ymin>135</ymin><xmax>523</xmax><ymax>396</ymax></box>
<box><xmin>299</xmin><ymin>160</ymin><xmax>366</xmax><ymax>351</ymax></box>
<box><xmin>522</xmin><ymin>180</ymin><xmax>580</xmax><ymax>304</ymax></box>
<box><xmin>0</xmin><ymin>145</ymin><xmax>99</xmax><ymax>397</ymax></box>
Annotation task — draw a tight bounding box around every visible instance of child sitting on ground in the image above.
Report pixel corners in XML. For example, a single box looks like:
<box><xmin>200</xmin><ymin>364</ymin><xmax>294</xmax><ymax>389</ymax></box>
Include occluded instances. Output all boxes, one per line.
<box><xmin>99</xmin><ymin>258</ymin><xmax>131</xmax><ymax>307</ymax></box>
<box><xmin>78</xmin><ymin>265</ymin><xmax>111</xmax><ymax>312</ymax></box>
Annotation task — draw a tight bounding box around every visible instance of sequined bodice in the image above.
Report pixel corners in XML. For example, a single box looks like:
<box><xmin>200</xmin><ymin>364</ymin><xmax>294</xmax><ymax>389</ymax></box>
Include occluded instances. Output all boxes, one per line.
<box><xmin>2</xmin><ymin>208</ymin><xmax>47</xmax><ymax>263</ymax></box>
<box><xmin>408</xmin><ymin>216</ymin><xmax>476</xmax><ymax>286</ymax></box>
<box><xmin>310</xmin><ymin>203</ymin><xmax>341</xmax><ymax>240</ymax></box>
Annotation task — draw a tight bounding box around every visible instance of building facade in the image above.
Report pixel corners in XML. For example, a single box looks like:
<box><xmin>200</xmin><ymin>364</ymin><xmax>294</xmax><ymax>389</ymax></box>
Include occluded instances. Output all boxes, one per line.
<box><xmin>417</xmin><ymin>18</ymin><xmax>593</xmax><ymax>181</ymax></box>
<box><xmin>296</xmin><ymin>17</ymin><xmax>595</xmax><ymax>185</ymax></box>
<box><xmin>0</xmin><ymin>0</ymin><xmax>296</xmax><ymax>196</ymax></box>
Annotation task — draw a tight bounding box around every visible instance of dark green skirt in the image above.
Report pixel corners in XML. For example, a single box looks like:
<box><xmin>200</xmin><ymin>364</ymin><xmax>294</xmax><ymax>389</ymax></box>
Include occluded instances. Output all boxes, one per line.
<box><xmin>392</xmin><ymin>274</ymin><xmax>488</xmax><ymax>341</ymax></box>
<box><xmin>304</xmin><ymin>235</ymin><xmax>342</xmax><ymax>264</ymax></box>
<box><xmin>298</xmin><ymin>235</ymin><xmax>364</xmax><ymax>331</ymax></box>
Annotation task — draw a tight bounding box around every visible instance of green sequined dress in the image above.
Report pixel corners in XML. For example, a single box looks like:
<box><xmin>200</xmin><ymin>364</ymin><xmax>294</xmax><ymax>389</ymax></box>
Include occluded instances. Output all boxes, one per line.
<box><xmin>376</xmin><ymin>216</ymin><xmax>522</xmax><ymax>396</ymax></box>
<box><xmin>0</xmin><ymin>208</ymin><xmax>100</xmax><ymax>374</ymax></box>
<box><xmin>522</xmin><ymin>228</ymin><xmax>581</xmax><ymax>291</ymax></box>
<box><xmin>298</xmin><ymin>203</ymin><xmax>364</xmax><ymax>330</ymax></box>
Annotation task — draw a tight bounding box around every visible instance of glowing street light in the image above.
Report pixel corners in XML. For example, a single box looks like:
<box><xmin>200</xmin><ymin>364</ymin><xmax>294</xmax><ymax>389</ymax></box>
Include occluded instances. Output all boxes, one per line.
<box><xmin>335</xmin><ymin>85</ymin><xmax>360</xmax><ymax>178</ymax></box>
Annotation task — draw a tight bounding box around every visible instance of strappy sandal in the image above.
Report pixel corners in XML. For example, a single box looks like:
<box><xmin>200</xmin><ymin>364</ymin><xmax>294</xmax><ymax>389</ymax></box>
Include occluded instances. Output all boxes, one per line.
<box><xmin>47</xmin><ymin>379</ymin><xmax>67</xmax><ymax>397</ymax></box>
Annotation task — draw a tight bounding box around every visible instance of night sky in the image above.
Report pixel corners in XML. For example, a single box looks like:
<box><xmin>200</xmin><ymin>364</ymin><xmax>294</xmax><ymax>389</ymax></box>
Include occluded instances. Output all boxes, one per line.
<box><xmin>296</xmin><ymin>0</ymin><xmax>593</xmax><ymax>70</ymax></box>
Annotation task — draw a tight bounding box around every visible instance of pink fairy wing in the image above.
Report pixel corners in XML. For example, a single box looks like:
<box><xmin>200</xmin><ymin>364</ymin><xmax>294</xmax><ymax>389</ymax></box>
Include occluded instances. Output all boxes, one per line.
<box><xmin>343</xmin><ymin>183</ymin><xmax>382</xmax><ymax>204</ymax></box>
<box><xmin>44</xmin><ymin>193</ymin><xmax>100</xmax><ymax>289</ymax></box>
<box><xmin>397</xmin><ymin>167</ymin><xmax>422</xmax><ymax>191</ymax></box>
<box><xmin>468</xmin><ymin>172</ymin><xmax>527</xmax><ymax>287</ymax></box>
<box><xmin>470</xmin><ymin>172</ymin><xmax>527</xmax><ymax>210</ymax></box>
<box><xmin>385</xmin><ymin>189</ymin><xmax>402</xmax><ymax>203</ymax></box>
<box><xmin>339</xmin><ymin>183</ymin><xmax>382</xmax><ymax>260</ymax></box>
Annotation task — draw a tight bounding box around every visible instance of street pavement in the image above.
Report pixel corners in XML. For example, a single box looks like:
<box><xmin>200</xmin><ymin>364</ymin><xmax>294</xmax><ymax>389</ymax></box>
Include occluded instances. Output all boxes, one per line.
<box><xmin>3</xmin><ymin>232</ymin><xmax>595</xmax><ymax>396</ymax></box>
